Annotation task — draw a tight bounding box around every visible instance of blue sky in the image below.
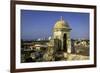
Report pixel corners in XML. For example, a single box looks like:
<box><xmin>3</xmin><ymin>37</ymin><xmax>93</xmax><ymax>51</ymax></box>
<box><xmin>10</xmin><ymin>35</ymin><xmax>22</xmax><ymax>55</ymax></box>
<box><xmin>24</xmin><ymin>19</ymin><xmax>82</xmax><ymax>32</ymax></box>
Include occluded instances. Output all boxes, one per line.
<box><xmin>21</xmin><ymin>10</ymin><xmax>89</xmax><ymax>40</ymax></box>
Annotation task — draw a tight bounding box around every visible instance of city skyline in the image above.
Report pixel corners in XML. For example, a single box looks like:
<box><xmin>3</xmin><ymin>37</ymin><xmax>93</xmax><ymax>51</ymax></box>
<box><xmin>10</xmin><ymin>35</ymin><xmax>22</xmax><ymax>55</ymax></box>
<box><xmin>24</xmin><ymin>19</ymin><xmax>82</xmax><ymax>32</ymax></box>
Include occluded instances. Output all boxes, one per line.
<box><xmin>21</xmin><ymin>10</ymin><xmax>89</xmax><ymax>40</ymax></box>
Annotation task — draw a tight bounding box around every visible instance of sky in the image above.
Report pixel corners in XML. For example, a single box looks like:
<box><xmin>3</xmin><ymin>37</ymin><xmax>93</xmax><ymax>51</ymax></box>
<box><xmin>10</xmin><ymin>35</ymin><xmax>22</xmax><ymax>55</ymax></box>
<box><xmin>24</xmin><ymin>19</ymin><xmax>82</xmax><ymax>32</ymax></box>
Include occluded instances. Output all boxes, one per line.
<box><xmin>21</xmin><ymin>10</ymin><xmax>89</xmax><ymax>40</ymax></box>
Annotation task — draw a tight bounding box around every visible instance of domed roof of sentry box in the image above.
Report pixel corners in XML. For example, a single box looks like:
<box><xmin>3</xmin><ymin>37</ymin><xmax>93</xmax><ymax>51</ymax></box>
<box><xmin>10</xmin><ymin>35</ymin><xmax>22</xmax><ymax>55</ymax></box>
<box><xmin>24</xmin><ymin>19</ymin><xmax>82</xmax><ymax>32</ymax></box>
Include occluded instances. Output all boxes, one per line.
<box><xmin>54</xmin><ymin>16</ymin><xmax>70</xmax><ymax>30</ymax></box>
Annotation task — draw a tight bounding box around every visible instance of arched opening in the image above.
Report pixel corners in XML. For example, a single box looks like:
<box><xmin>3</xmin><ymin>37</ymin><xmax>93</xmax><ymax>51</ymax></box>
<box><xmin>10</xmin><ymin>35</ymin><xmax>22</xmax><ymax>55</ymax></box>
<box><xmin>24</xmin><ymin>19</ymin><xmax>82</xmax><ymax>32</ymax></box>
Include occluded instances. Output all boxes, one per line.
<box><xmin>63</xmin><ymin>33</ymin><xmax>67</xmax><ymax>51</ymax></box>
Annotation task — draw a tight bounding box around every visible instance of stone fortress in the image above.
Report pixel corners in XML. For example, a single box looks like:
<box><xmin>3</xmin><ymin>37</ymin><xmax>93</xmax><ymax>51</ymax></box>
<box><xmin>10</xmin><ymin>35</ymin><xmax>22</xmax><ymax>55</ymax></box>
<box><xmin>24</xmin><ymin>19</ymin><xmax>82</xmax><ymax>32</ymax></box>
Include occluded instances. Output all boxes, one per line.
<box><xmin>43</xmin><ymin>16</ymin><xmax>72</xmax><ymax>61</ymax></box>
<box><xmin>21</xmin><ymin>16</ymin><xmax>89</xmax><ymax>62</ymax></box>
<box><xmin>53</xmin><ymin>16</ymin><xmax>72</xmax><ymax>53</ymax></box>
